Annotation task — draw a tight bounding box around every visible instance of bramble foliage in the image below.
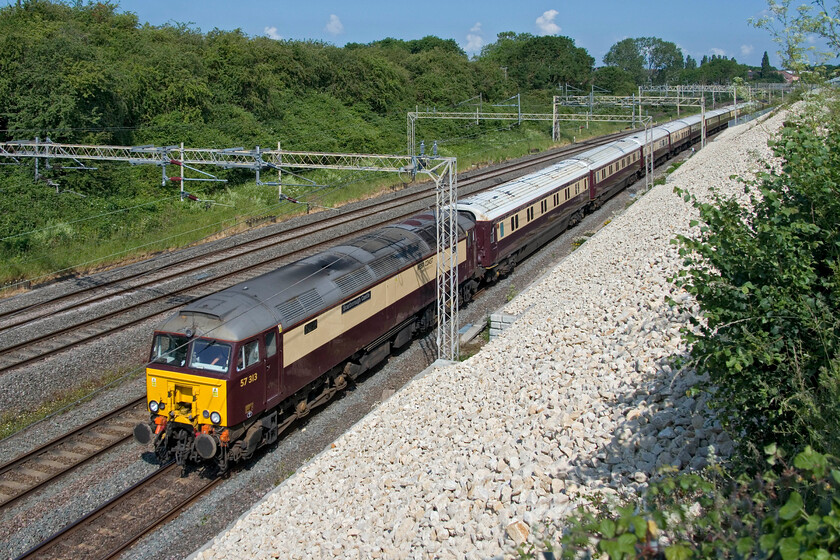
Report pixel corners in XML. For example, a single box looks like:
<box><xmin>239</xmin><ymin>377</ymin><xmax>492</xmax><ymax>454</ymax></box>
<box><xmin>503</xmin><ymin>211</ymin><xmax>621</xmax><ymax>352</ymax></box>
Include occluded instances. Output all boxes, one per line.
<box><xmin>673</xmin><ymin>101</ymin><xmax>840</xmax><ymax>462</ymax></box>
<box><xmin>525</xmin><ymin>446</ymin><xmax>840</xmax><ymax>559</ymax></box>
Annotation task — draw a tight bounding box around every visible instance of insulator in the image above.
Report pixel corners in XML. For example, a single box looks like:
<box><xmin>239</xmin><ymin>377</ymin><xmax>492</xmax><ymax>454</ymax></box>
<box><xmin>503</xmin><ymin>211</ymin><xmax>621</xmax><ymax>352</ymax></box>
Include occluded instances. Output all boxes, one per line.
<box><xmin>169</xmin><ymin>159</ymin><xmax>183</xmax><ymax>166</ymax></box>
<box><xmin>169</xmin><ymin>177</ymin><xmax>182</xmax><ymax>182</ymax></box>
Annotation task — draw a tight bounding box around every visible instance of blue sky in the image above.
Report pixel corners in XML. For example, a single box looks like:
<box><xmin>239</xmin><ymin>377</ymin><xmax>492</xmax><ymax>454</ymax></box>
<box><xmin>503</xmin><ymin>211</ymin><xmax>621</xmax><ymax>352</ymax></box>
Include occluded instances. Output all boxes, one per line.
<box><xmin>17</xmin><ymin>0</ymin><xmax>788</xmax><ymax>67</ymax></box>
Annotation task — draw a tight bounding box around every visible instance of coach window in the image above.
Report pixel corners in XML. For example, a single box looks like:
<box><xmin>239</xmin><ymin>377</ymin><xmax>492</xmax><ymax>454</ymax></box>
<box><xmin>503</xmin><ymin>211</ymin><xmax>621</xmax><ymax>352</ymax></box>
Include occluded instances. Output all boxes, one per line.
<box><xmin>553</xmin><ymin>193</ymin><xmax>559</xmax><ymax>206</ymax></box>
<box><xmin>304</xmin><ymin>319</ymin><xmax>318</xmax><ymax>334</ymax></box>
<box><xmin>498</xmin><ymin>223</ymin><xmax>504</xmax><ymax>238</ymax></box>
<box><xmin>541</xmin><ymin>200</ymin><xmax>547</xmax><ymax>213</ymax></box>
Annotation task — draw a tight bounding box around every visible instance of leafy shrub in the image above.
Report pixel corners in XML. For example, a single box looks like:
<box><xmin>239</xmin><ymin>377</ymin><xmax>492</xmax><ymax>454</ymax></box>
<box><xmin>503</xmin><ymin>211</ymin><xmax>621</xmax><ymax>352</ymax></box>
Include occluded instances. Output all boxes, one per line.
<box><xmin>672</xmin><ymin>103</ymin><xmax>840</xmax><ymax>462</ymax></box>
<box><xmin>523</xmin><ymin>446</ymin><xmax>840</xmax><ymax>560</ymax></box>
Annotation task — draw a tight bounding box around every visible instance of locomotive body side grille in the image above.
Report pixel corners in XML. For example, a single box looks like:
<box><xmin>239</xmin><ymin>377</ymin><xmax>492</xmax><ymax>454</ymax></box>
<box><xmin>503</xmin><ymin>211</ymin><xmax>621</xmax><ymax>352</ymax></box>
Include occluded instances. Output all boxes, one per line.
<box><xmin>334</xmin><ymin>269</ymin><xmax>373</xmax><ymax>296</ymax></box>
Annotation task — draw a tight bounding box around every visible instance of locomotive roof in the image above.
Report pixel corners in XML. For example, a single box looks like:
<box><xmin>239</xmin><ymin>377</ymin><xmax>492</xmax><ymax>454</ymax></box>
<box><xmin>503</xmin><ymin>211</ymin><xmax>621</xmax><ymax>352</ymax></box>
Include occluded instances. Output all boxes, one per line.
<box><xmin>457</xmin><ymin>158</ymin><xmax>589</xmax><ymax>222</ymax></box>
<box><xmin>155</xmin><ymin>212</ymin><xmax>473</xmax><ymax>342</ymax></box>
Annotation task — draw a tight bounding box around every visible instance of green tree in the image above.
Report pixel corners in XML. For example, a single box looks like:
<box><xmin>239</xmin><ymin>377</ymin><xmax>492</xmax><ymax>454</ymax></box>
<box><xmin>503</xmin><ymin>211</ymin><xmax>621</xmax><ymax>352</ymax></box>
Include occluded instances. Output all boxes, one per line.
<box><xmin>685</xmin><ymin>54</ymin><xmax>698</xmax><ymax>71</ymax></box>
<box><xmin>479</xmin><ymin>32</ymin><xmax>593</xmax><ymax>90</ymax></box>
<box><xmin>603</xmin><ymin>37</ymin><xmax>684</xmax><ymax>85</ymax></box>
<box><xmin>682</xmin><ymin>55</ymin><xmax>748</xmax><ymax>84</ymax></box>
<box><xmin>760</xmin><ymin>50</ymin><xmax>773</xmax><ymax>78</ymax></box>
<box><xmin>592</xmin><ymin>66</ymin><xmax>636</xmax><ymax>95</ymax></box>
<box><xmin>751</xmin><ymin>0</ymin><xmax>840</xmax><ymax>75</ymax></box>
<box><xmin>603</xmin><ymin>38</ymin><xmax>646</xmax><ymax>84</ymax></box>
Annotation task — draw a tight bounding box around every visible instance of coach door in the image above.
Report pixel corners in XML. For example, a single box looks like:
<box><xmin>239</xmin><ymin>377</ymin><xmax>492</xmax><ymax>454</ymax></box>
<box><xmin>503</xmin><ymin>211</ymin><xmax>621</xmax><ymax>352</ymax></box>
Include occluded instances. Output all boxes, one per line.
<box><xmin>264</xmin><ymin>328</ymin><xmax>281</xmax><ymax>406</ymax></box>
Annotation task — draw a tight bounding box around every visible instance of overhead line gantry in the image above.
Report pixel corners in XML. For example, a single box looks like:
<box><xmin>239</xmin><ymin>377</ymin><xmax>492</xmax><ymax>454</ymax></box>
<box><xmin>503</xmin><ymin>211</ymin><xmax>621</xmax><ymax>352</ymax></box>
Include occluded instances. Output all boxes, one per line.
<box><xmin>0</xmin><ymin>141</ymin><xmax>461</xmax><ymax>362</ymax></box>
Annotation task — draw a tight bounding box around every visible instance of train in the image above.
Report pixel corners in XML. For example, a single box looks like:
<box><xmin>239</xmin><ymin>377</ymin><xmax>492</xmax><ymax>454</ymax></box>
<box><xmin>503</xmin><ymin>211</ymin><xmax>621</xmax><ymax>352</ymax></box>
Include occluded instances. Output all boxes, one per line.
<box><xmin>133</xmin><ymin>104</ymin><xmax>748</xmax><ymax>471</ymax></box>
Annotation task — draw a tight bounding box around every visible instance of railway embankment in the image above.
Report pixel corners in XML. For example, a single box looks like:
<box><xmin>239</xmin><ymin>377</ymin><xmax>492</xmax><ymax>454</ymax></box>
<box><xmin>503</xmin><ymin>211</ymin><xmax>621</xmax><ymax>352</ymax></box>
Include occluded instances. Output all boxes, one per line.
<box><xmin>191</xmin><ymin>110</ymin><xmax>785</xmax><ymax>559</ymax></box>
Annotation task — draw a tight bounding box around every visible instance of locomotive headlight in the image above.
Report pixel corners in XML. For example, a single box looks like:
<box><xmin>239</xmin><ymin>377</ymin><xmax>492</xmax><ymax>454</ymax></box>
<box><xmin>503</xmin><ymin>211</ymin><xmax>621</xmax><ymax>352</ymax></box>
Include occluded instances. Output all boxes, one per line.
<box><xmin>210</xmin><ymin>411</ymin><xmax>221</xmax><ymax>425</ymax></box>
<box><xmin>149</xmin><ymin>400</ymin><xmax>159</xmax><ymax>413</ymax></box>
<box><xmin>202</xmin><ymin>410</ymin><xmax>210</xmax><ymax>419</ymax></box>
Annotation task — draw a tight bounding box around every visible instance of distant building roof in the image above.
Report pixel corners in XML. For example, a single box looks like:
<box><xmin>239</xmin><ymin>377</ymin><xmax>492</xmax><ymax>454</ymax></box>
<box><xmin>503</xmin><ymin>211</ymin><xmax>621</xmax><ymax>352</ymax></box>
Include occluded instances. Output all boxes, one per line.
<box><xmin>778</xmin><ymin>70</ymin><xmax>800</xmax><ymax>84</ymax></box>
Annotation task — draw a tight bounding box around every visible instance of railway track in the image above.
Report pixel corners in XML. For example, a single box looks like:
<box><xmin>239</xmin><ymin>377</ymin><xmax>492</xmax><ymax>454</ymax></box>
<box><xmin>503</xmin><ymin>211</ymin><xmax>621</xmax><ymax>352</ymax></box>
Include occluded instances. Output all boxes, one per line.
<box><xmin>14</xmin><ymin>462</ymin><xmax>222</xmax><ymax>560</ymax></box>
<box><xmin>0</xmin><ymin>131</ymin><xmax>632</xmax><ymax>376</ymax></box>
<box><xmin>0</xmin><ymin>129</ymin><xmax>643</xmax><ymax>558</ymax></box>
<box><xmin>0</xmin><ymin>398</ymin><xmax>146</xmax><ymax>512</ymax></box>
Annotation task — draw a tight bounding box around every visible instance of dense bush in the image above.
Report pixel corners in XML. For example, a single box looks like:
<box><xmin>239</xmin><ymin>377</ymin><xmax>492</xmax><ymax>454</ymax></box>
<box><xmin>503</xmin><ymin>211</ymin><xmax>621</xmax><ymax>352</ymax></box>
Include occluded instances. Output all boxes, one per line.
<box><xmin>673</xmin><ymin>97</ymin><xmax>840</xmax><ymax>462</ymax></box>
<box><xmin>533</xmin><ymin>446</ymin><xmax>840</xmax><ymax>559</ymax></box>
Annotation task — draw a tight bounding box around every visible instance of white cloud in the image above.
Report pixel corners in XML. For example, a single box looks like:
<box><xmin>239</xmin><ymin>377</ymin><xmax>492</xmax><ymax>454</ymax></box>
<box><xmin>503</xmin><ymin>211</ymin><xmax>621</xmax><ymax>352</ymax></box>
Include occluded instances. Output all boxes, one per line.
<box><xmin>740</xmin><ymin>44</ymin><xmax>754</xmax><ymax>57</ymax></box>
<box><xmin>325</xmin><ymin>14</ymin><xmax>344</xmax><ymax>35</ymax></box>
<box><xmin>264</xmin><ymin>26</ymin><xmax>282</xmax><ymax>40</ymax></box>
<box><xmin>536</xmin><ymin>9</ymin><xmax>561</xmax><ymax>35</ymax></box>
<box><xmin>710</xmin><ymin>47</ymin><xmax>727</xmax><ymax>57</ymax></box>
<box><xmin>465</xmin><ymin>22</ymin><xmax>484</xmax><ymax>53</ymax></box>
<box><xmin>466</xmin><ymin>34</ymin><xmax>484</xmax><ymax>53</ymax></box>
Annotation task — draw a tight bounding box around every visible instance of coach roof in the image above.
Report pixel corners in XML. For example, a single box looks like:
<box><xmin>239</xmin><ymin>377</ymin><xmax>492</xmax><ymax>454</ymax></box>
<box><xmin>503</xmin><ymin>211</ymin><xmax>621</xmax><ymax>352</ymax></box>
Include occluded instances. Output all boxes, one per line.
<box><xmin>457</xmin><ymin>158</ymin><xmax>589</xmax><ymax>222</ymax></box>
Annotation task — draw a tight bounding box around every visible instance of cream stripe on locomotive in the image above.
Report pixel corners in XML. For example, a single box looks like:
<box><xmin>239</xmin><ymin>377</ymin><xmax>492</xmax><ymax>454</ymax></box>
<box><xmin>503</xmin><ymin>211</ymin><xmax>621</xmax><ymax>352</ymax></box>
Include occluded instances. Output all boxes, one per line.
<box><xmin>283</xmin><ymin>239</ymin><xmax>468</xmax><ymax>367</ymax></box>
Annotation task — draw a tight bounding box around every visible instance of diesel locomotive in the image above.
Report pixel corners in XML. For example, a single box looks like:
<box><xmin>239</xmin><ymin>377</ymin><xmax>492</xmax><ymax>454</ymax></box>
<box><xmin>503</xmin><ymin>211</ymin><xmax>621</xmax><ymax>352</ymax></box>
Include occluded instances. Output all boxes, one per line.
<box><xmin>134</xmin><ymin>104</ymin><xmax>747</xmax><ymax>471</ymax></box>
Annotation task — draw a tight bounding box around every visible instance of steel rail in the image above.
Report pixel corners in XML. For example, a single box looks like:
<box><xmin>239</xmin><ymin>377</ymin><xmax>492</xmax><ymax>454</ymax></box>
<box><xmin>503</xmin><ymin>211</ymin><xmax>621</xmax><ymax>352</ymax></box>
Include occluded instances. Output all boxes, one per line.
<box><xmin>0</xmin><ymin>398</ymin><xmax>146</xmax><ymax>510</ymax></box>
<box><xmin>13</xmin><ymin>462</ymin><xmax>222</xmax><ymax>560</ymax></box>
<box><xmin>0</xmin><ymin>129</ymin><xmax>630</xmax><ymax>326</ymax></box>
<box><xmin>0</xmin><ymin>132</ymin><xmax>633</xmax><ymax>377</ymax></box>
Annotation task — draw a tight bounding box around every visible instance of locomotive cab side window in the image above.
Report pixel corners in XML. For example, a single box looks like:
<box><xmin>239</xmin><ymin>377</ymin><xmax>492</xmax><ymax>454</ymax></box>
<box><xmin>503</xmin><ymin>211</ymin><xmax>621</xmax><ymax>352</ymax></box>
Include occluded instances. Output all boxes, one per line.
<box><xmin>151</xmin><ymin>333</ymin><xmax>189</xmax><ymax>366</ymax></box>
<box><xmin>190</xmin><ymin>339</ymin><xmax>232</xmax><ymax>373</ymax></box>
<box><xmin>236</xmin><ymin>339</ymin><xmax>260</xmax><ymax>371</ymax></box>
<box><xmin>265</xmin><ymin>330</ymin><xmax>277</xmax><ymax>358</ymax></box>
